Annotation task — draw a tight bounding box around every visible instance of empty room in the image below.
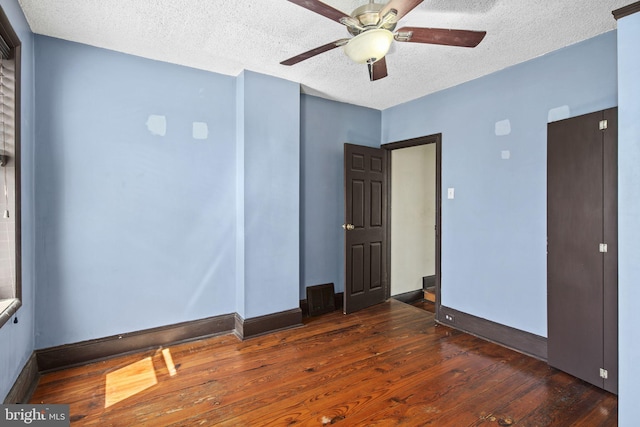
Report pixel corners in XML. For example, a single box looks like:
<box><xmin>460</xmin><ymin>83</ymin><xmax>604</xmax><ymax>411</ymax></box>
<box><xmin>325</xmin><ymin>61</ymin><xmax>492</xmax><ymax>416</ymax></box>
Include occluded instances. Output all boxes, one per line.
<box><xmin>1</xmin><ymin>0</ymin><xmax>639</xmax><ymax>425</ymax></box>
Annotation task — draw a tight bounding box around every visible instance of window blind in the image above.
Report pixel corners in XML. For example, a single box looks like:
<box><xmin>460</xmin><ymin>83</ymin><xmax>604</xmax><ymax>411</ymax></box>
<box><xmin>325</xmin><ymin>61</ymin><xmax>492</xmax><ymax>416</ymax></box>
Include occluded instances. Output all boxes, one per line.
<box><xmin>0</xmin><ymin>56</ymin><xmax>15</xmax><ymax>299</ymax></box>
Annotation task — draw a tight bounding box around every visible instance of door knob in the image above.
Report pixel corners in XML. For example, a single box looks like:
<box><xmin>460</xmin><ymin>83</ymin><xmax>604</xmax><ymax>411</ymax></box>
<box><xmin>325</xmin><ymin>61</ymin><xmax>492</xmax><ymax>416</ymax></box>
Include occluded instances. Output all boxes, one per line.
<box><xmin>342</xmin><ymin>224</ymin><xmax>355</xmax><ymax>230</ymax></box>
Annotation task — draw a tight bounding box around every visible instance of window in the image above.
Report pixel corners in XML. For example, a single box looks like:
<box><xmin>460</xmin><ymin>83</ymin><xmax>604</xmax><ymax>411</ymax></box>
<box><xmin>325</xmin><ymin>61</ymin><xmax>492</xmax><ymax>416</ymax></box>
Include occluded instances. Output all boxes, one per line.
<box><xmin>0</xmin><ymin>6</ymin><xmax>21</xmax><ymax>328</ymax></box>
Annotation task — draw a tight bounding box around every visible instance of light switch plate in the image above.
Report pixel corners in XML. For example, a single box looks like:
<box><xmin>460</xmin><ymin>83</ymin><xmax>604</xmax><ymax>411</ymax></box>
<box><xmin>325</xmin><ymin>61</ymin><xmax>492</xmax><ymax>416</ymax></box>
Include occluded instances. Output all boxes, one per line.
<box><xmin>447</xmin><ymin>188</ymin><xmax>455</xmax><ymax>199</ymax></box>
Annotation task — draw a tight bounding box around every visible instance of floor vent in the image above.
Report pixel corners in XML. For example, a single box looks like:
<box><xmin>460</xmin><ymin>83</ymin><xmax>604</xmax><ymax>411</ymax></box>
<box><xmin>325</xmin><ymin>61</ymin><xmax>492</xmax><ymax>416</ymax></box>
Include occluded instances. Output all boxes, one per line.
<box><xmin>307</xmin><ymin>283</ymin><xmax>336</xmax><ymax>317</ymax></box>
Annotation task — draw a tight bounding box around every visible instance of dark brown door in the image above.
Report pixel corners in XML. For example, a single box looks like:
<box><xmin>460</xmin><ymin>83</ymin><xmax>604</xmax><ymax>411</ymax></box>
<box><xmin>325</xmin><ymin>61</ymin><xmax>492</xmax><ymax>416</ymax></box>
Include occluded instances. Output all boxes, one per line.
<box><xmin>343</xmin><ymin>143</ymin><xmax>388</xmax><ymax>314</ymax></box>
<box><xmin>547</xmin><ymin>108</ymin><xmax>617</xmax><ymax>394</ymax></box>
<box><xmin>602</xmin><ymin>109</ymin><xmax>618</xmax><ymax>394</ymax></box>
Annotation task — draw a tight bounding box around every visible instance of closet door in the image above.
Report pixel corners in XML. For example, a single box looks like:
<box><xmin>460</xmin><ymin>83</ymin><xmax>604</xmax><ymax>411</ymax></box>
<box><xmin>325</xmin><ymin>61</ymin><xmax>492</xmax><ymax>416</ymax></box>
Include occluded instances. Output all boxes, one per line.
<box><xmin>602</xmin><ymin>109</ymin><xmax>618</xmax><ymax>394</ymax></box>
<box><xmin>547</xmin><ymin>107</ymin><xmax>617</xmax><ymax>394</ymax></box>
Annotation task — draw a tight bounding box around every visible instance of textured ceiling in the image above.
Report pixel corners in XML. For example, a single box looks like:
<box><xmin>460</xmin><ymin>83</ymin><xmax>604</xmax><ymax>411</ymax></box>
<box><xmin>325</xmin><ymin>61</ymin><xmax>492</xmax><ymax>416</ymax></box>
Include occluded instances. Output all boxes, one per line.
<box><xmin>18</xmin><ymin>0</ymin><xmax>630</xmax><ymax>110</ymax></box>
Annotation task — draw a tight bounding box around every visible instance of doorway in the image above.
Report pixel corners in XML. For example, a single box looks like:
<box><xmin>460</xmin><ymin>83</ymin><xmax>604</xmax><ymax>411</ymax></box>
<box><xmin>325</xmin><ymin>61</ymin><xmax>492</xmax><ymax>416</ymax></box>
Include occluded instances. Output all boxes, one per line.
<box><xmin>383</xmin><ymin>134</ymin><xmax>442</xmax><ymax>319</ymax></box>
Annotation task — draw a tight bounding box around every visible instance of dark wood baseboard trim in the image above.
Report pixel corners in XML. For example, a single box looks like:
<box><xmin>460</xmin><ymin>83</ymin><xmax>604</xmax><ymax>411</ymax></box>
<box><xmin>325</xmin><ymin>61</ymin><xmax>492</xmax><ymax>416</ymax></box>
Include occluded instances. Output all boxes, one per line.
<box><xmin>422</xmin><ymin>275</ymin><xmax>436</xmax><ymax>290</ymax></box>
<box><xmin>36</xmin><ymin>313</ymin><xmax>236</xmax><ymax>373</ymax></box>
<box><xmin>12</xmin><ymin>308</ymin><xmax>305</xmax><ymax>399</ymax></box>
<box><xmin>234</xmin><ymin>308</ymin><xmax>303</xmax><ymax>340</ymax></box>
<box><xmin>3</xmin><ymin>353</ymin><xmax>39</xmax><ymax>404</ymax></box>
<box><xmin>334</xmin><ymin>292</ymin><xmax>344</xmax><ymax>311</ymax></box>
<box><xmin>437</xmin><ymin>305</ymin><xmax>547</xmax><ymax>361</ymax></box>
<box><xmin>300</xmin><ymin>292</ymin><xmax>344</xmax><ymax>317</ymax></box>
<box><xmin>392</xmin><ymin>289</ymin><xmax>424</xmax><ymax>304</ymax></box>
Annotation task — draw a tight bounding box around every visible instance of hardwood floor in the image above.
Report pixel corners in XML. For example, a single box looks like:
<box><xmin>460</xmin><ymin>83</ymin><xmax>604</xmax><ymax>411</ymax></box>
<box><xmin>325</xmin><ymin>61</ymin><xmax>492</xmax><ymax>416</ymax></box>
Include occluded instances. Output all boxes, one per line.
<box><xmin>29</xmin><ymin>300</ymin><xmax>617</xmax><ymax>426</ymax></box>
<box><xmin>410</xmin><ymin>298</ymin><xmax>435</xmax><ymax>313</ymax></box>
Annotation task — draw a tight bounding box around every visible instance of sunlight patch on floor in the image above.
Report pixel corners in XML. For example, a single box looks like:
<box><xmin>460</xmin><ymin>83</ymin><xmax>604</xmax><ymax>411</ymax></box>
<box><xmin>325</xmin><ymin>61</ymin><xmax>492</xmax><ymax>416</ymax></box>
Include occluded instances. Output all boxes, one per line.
<box><xmin>162</xmin><ymin>348</ymin><xmax>177</xmax><ymax>376</ymax></box>
<box><xmin>105</xmin><ymin>357</ymin><xmax>158</xmax><ymax>408</ymax></box>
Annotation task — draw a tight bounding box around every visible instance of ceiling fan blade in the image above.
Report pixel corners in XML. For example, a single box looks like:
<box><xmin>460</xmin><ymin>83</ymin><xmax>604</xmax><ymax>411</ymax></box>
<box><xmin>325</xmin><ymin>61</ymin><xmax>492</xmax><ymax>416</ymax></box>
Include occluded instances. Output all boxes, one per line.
<box><xmin>280</xmin><ymin>39</ymin><xmax>348</xmax><ymax>66</ymax></box>
<box><xmin>287</xmin><ymin>0</ymin><xmax>349</xmax><ymax>23</ymax></box>
<box><xmin>368</xmin><ymin>58</ymin><xmax>388</xmax><ymax>81</ymax></box>
<box><xmin>395</xmin><ymin>27</ymin><xmax>486</xmax><ymax>47</ymax></box>
<box><xmin>380</xmin><ymin>0</ymin><xmax>424</xmax><ymax>20</ymax></box>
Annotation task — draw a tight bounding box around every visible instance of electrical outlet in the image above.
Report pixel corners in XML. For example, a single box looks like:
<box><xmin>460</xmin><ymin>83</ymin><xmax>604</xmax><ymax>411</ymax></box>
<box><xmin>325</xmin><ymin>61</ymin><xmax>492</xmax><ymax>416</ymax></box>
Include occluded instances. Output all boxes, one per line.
<box><xmin>445</xmin><ymin>314</ymin><xmax>455</xmax><ymax>323</ymax></box>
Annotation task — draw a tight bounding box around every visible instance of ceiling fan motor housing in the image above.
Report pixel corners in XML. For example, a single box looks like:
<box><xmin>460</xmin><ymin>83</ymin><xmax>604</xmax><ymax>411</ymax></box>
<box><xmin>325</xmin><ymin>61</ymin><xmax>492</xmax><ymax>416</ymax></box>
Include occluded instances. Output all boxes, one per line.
<box><xmin>347</xmin><ymin>2</ymin><xmax>397</xmax><ymax>36</ymax></box>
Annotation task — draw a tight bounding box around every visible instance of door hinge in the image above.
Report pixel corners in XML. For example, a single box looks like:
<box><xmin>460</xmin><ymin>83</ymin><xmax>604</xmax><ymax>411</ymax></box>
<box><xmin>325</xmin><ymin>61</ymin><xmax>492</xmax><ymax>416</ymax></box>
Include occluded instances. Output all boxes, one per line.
<box><xmin>600</xmin><ymin>368</ymin><xmax>608</xmax><ymax>379</ymax></box>
<box><xmin>599</xmin><ymin>119</ymin><xmax>608</xmax><ymax>130</ymax></box>
<box><xmin>599</xmin><ymin>243</ymin><xmax>608</xmax><ymax>253</ymax></box>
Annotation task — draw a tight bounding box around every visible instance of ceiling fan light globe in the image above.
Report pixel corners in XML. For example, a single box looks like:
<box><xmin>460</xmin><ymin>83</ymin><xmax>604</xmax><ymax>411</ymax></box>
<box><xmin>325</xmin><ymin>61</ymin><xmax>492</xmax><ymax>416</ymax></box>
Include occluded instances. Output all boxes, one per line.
<box><xmin>344</xmin><ymin>29</ymin><xmax>394</xmax><ymax>64</ymax></box>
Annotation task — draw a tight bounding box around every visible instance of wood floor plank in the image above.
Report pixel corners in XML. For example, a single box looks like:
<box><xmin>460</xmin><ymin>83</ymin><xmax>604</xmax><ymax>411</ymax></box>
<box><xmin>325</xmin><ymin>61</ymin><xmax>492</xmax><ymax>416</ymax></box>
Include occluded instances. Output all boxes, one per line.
<box><xmin>212</xmin><ymin>331</ymin><xmax>481</xmax><ymax>426</ymax></box>
<box><xmin>342</xmin><ymin>338</ymin><xmax>546</xmax><ymax>426</ymax></box>
<box><xmin>160</xmin><ymin>323</ymin><xmax>464</xmax><ymax>425</ymax></box>
<box><xmin>141</xmin><ymin>314</ymin><xmax>441</xmax><ymax>422</ymax></box>
<box><xmin>29</xmin><ymin>300</ymin><xmax>617</xmax><ymax>426</ymax></box>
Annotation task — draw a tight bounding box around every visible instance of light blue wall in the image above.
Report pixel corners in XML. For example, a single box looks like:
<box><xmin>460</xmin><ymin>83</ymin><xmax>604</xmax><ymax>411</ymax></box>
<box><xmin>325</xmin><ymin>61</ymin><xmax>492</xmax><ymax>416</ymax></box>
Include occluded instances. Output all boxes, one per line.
<box><xmin>237</xmin><ymin>71</ymin><xmax>300</xmax><ymax>318</ymax></box>
<box><xmin>0</xmin><ymin>0</ymin><xmax>36</xmax><ymax>401</ymax></box>
<box><xmin>381</xmin><ymin>32</ymin><xmax>618</xmax><ymax>337</ymax></box>
<box><xmin>34</xmin><ymin>36</ymin><xmax>237</xmax><ymax>348</ymax></box>
<box><xmin>300</xmin><ymin>95</ymin><xmax>381</xmax><ymax>297</ymax></box>
<box><xmin>617</xmin><ymin>10</ymin><xmax>640</xmax><ymax>426</ymax></box>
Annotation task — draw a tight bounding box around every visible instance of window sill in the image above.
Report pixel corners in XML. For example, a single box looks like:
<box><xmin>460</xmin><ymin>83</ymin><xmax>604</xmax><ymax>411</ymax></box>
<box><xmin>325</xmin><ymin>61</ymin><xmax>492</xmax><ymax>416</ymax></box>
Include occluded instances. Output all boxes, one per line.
<box><xmin>0</xmin><ymin>298</ymin><xmax>21</xmax><ymax>329</ymax></box>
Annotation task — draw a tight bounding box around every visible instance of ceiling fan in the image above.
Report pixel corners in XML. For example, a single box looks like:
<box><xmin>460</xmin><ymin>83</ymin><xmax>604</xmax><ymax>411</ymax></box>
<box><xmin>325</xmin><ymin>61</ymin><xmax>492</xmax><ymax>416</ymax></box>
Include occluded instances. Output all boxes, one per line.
<box><xmin>281</xmin><ymin>0</ymin><xmax>486</xmax><ymax>81</ymax></box>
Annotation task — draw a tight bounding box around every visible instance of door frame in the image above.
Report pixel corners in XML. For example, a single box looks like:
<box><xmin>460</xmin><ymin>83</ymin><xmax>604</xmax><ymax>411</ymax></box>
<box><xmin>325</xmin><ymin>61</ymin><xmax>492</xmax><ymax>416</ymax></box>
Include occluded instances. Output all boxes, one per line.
<box><xmin>382</xmin><ymin>133</ymin><xmax>443</xmax><ymax>321</ymax></box>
